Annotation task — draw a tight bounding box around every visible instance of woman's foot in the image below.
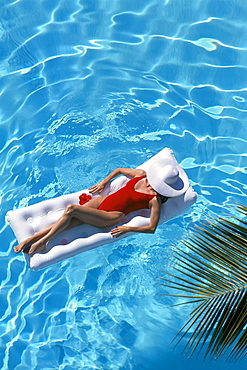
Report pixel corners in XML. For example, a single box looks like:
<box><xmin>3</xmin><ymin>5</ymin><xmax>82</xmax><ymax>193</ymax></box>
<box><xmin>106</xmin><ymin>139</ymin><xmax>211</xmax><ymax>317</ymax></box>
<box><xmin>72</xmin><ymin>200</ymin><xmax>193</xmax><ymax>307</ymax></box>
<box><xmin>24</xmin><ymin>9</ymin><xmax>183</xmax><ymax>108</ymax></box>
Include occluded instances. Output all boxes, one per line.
<box><xmin>14</xmin><ymin>241</ymin><xmax>31</xmax><ymax>254</ymax></box>
<box><xmin>27</xmin><ymin>239</ymin><xmax>47</xmax><ymax>255</ymax></box>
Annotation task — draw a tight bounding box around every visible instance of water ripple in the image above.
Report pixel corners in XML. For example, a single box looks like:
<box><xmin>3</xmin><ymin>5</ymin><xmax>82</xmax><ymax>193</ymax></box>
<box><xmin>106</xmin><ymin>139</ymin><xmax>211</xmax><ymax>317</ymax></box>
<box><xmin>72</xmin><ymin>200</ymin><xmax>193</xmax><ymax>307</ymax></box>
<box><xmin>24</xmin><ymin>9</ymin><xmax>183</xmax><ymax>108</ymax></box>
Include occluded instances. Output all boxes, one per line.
<box><xmin>1</xmin><ymin>0</ymin><xmax>247</xmax><ymax>369</ymax></box>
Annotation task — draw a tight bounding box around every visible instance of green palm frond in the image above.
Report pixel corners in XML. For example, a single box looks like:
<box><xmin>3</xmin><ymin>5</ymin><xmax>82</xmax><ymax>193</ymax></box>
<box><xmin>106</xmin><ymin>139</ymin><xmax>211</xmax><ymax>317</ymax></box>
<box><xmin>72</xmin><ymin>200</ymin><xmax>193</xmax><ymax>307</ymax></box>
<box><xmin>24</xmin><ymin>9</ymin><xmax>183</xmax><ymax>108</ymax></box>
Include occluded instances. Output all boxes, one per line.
<box><xmin>159</xmin><ymin>205</ymin><xmax>247</xmax><ymax>361</ymax></box>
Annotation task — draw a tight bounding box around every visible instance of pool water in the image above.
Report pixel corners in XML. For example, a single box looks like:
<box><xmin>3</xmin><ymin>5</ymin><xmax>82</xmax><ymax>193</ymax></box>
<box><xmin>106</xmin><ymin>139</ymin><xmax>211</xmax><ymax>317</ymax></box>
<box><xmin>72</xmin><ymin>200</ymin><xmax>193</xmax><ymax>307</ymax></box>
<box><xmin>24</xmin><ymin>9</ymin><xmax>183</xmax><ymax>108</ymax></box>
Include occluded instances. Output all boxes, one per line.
<box><xmin>1</xmin><ymin>0</ymin><xmax>247</xmax><ymax>369</ymax></box>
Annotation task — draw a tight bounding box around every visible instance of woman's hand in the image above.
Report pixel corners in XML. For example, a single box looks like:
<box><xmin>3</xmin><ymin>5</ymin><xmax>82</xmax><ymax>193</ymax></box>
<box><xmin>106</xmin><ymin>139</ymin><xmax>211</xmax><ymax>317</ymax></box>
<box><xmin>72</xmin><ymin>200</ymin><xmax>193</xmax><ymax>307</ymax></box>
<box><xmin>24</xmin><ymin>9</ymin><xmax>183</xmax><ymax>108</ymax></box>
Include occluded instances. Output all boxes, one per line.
<box><xmin>89</xmin><ymin>181</ymin><xmax>106</xmax><ymax>194</ymax></box>
<box><xmin>110</xmin><ymin>226</ymin><xmax>130</xmax><ymax>237</ymax></box>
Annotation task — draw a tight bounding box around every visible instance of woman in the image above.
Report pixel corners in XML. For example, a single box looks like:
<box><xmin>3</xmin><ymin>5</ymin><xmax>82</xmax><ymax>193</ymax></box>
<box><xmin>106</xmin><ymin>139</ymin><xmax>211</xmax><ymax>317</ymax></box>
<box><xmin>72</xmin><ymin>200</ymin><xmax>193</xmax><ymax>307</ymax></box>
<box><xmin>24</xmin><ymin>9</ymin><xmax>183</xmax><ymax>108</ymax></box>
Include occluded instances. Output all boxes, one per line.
<box><xmin>14</xmin><ymin>161</ymin><xmax>189</xmax><ymax>255</ymax></box>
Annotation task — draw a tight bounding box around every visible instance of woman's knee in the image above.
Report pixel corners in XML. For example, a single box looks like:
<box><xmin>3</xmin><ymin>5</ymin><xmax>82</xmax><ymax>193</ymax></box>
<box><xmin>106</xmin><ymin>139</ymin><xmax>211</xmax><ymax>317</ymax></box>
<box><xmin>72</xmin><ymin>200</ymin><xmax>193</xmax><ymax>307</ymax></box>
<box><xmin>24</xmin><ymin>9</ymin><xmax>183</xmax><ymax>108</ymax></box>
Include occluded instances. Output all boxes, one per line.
<box><xmin>65</xmin><ymin>204</ymin><xmax>77</xmax><ymax>215</ymax></box>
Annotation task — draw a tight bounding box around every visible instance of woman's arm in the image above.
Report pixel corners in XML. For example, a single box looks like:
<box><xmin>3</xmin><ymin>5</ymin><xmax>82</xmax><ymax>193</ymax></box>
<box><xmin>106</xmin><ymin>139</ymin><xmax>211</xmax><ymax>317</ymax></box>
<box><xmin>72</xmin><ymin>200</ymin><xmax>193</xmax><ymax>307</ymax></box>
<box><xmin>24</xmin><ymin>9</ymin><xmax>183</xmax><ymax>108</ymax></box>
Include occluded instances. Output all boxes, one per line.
<box><xmin>110</xmin><ymin>196</ymin><xmax>161</xmax><ymax>237</ymax></box>
<box><xmin>89</xmin><ymin>167</ymin><xmax>146</xmax><ymax>194</ymax></box>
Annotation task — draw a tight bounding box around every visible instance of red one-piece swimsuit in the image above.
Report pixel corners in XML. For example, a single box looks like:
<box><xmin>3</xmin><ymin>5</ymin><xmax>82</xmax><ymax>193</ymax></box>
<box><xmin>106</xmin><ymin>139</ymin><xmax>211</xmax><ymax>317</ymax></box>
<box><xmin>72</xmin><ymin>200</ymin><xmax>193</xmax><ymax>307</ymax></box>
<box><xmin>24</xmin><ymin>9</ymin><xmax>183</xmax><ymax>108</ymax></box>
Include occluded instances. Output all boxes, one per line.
<box><xmin>98</xmin><ymin>176</ymin><xmax>156</xmax><ymax>215</ymax></box>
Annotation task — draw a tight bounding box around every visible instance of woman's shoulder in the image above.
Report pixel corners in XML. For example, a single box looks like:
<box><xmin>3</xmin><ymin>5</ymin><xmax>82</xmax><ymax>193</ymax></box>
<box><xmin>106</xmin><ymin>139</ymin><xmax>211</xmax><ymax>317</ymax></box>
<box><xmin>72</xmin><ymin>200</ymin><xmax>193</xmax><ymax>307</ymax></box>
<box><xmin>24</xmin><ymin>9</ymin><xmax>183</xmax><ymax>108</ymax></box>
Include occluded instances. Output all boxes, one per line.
<box><xmin>134</xmin><ymin>169</ymin><xmax>146</xmax><ymax>178</ymax></box>
<box><xmin>119</xmin><ymin>168</ymin><xmax>146</xmax><ymax>178</ymax></box>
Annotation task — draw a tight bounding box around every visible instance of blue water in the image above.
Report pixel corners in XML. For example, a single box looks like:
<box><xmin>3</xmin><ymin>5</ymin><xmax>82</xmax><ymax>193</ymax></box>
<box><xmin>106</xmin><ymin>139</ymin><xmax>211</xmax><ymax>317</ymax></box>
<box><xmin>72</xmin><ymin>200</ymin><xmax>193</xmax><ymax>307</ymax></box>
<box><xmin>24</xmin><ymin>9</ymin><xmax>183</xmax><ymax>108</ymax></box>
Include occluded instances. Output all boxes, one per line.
<box><xmin>1</xmin><ymin>0</ymin><xmax>247</xmax><ymax>369</ymax></box>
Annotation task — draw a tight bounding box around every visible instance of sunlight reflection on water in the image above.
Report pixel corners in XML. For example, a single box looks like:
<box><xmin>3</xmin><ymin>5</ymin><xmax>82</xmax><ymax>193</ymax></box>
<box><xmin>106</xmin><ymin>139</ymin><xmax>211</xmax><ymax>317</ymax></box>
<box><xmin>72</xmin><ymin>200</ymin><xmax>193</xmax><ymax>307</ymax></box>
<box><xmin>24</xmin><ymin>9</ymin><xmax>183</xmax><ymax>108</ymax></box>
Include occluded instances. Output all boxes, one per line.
<box><xmin>1</xmin><ymin>0</ymin><xmax>247</xmax><ymax>369</ymax></box>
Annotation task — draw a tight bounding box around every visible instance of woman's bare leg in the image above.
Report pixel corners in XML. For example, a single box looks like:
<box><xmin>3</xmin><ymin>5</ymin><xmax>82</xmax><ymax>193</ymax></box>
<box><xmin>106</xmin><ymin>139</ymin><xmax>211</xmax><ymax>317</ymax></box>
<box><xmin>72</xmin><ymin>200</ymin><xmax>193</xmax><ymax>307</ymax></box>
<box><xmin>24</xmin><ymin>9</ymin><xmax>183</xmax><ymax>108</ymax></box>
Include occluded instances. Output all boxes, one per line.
<box><xmin>14</xmin><ymin>225</ymin><xmax>54</xmax><ymax>253</ymax></box>
<box><xmin>13</xmin><ymin>217</ymin><xmax>83</xmax><ymax>254</ymax></box>
<box><xmin>13</xmin><ymin>197</ymin><xmax>105</xmax><ymax>254</ymax></box>
<box><xmin>26</xmin><ymin>204</ymin><xmax>124</xmax><ymax>255</ymax></box>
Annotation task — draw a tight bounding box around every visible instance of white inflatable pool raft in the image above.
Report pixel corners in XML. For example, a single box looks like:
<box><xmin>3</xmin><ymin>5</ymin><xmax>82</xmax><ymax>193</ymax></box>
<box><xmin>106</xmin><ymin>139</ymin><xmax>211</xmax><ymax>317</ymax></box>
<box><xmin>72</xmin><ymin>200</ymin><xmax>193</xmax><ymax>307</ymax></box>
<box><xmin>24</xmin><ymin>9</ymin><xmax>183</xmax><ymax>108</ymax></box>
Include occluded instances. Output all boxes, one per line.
<box><xmin>7</xmin><ymin>148</ymin><xmax>197</xmax><ymax>271</ymax></box>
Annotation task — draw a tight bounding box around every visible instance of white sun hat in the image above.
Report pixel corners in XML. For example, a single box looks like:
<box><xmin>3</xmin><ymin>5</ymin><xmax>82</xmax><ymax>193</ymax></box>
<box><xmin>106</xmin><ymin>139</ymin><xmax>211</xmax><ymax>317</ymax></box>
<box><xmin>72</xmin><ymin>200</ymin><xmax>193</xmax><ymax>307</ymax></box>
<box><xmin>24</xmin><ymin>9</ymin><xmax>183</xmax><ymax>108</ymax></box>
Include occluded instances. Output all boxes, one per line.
<box><xmin>146</xmin><ymin>156</ymin><xmax>190</xmax><ymax>197</ymax></box>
